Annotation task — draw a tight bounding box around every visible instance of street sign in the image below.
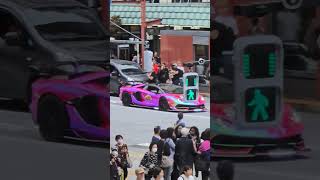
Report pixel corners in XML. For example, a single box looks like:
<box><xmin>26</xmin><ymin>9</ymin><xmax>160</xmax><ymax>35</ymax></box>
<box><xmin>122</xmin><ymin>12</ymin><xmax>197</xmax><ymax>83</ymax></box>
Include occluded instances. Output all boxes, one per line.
<box><xmin>183</xmin><ymin>73</ymin><xmax>199</xmax><ymax>102</ymax></box>
<box><xmin>233</xmin><ymin>35</ymin><xmax>283</xmax><ymax>128</ymax></box>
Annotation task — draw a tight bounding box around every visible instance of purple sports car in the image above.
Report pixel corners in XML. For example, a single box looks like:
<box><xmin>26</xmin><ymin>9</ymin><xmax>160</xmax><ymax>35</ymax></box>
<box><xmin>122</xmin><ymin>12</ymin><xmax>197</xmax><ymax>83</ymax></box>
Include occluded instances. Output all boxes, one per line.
<box><xmin>120</xmin><ymin>83</ymin><xmax>206</xmax><ymax>112</ymax></box>
<box><xmin>30</xmin><ymin>63</ymin><xmax>109</xmax><ymax>142</ymax></box>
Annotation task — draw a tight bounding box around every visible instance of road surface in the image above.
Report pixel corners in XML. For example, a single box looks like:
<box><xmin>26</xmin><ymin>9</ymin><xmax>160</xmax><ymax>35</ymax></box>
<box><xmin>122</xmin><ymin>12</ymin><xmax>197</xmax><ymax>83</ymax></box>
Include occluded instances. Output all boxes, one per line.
<box><xmin>211</xmin><ymin>111</ymin><xmax>320</xmax><ymax>180</ymax></box>
<box><xmin>0</xmin><ymin>100</ymin><xmax>108</xmax><ymax>180</ymax></box>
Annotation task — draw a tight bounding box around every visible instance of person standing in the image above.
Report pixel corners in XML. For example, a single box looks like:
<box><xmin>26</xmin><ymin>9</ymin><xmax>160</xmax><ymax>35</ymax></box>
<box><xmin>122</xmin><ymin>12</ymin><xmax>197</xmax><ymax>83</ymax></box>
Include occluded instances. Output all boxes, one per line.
<box><xmin>163</xmin><ymin>127</ymin><xmax>176</xmax><ymax>180</ymax></box>
<box><xmin>144</xmin><ymin>49</ymin><xmax>154</xmax><ymax>73</ymax></box>
<box><xmin>157</xmin><ymin>130</ymin><xmax>168</xmax><ymax>164</ymax></box>
<box><xmin>153</xmin><ymin>51</ymin><xmax>161</xmax><ymax>64</ymax></box>
<box><xmin>158</xmin><ymin>63</ymin><xmax>169</xmax><ymax>84</ymax></box>
<box><xmin>195</xmin><ymin>129</ymin><xmax>211</xmax><ymax>180</ymax></box>
<box><xmin>151</xmin><ymin>126</ymin><xmax>161</xmax><ymax>144</ymax></box>
<box><xmin>174</xmin><ymin>128</ymin><xmax>196</xmax><ymax>173</ymax></box>
<box><xmin>171</xmin><ymin>63</ymin><xmax>183</xmax><ymax>85</ymax></box>
<box><xmin>140</xmin><ymin>142</ymin><xmax>160</xmax><ymax>180</ymax></box>
<box><xmin>114</xmin><ymin>135</ymin><xmax>130</xmax><ymax>180</ymax></box>
<box><xmin>175</xmin><ymin>112</ymin><xmax>186</xmax><ymax>128</ymax></box>
<box><xmin>110</xmin><ymin>150</ymin><xmax>121</xmax><ymax>180</ymax></box>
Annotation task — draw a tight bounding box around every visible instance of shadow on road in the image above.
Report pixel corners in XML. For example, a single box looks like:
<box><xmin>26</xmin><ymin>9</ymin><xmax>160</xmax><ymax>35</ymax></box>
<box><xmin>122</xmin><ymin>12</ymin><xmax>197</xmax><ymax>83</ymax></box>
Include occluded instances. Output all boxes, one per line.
<box><xmin>0</xmin><ymin>100</ymin><xmax>29</xmax><ymax>112</ymax></box>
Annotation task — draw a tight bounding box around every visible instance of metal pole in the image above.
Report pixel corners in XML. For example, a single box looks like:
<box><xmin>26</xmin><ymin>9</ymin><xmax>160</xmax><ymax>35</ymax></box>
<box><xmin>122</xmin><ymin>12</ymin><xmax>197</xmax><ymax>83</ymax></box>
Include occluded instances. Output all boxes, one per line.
<box><xmin>101</xmin><ymin>0</ymin><xmax>108</xmax><ymax>28</ymax></box>
<box><xmin>141</xmin><ymin>0</ymin><xmax>146</xmax><ymax>69</ymax></box>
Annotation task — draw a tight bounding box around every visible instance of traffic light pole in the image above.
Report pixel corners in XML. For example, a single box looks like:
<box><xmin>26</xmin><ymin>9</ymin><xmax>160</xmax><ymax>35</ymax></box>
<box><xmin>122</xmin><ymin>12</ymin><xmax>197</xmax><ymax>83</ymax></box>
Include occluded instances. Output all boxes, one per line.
<box><xmin>141</xmin><ymin>0</ymin><xmax>146</xmax><ymax>69</ymax></box>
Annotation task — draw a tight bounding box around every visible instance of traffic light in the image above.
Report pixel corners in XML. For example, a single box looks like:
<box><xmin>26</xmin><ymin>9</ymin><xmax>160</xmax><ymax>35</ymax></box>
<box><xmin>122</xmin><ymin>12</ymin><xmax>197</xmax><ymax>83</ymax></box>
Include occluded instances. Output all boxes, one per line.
<box><xmin>233</xmin><ymin>35</ymin><xmax>283</xmax><ymax>128</ymax></box>
<box><xmin>183</xmin><ymin>73</ymin><xmax>199</xmax><ymax>102</ymax></box>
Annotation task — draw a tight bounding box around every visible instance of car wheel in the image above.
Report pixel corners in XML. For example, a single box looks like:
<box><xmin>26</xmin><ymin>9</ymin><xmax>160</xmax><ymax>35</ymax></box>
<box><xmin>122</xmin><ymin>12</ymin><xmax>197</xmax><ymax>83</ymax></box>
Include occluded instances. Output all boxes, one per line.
<box><xmin>37</xmin><ymin>95</ymin><xmax>69</xmax><ymax>142</ymax></box>
<box><xmin>159</xmin><ymin>97</ymin><xmax>170</xmax><ymax>111</ymax></box>
<box><xmin>122</xmin><ymin>93</ymin><xmax>132</xmax><ymax>106</ymax></box>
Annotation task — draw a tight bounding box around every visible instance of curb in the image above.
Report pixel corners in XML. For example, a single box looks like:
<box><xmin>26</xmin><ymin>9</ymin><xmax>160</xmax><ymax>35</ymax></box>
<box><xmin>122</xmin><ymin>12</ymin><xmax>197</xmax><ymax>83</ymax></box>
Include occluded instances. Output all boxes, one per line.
<box><xmin>284</xmin><ymin>98</ymin><xmax>320</xmax><ymax>113</ymax></box>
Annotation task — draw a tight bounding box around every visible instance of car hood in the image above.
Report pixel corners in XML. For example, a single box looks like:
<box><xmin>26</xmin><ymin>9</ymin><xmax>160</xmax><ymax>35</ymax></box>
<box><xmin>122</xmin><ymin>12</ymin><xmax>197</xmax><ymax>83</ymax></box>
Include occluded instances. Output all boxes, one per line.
<box><xmin>125</xmin><ymin>74</ymin><xmax>149</xmax><ymax>82</ymax></box>
<box><xmin>52</xmin><ymin>40</ymin><xmax>108</xmax><ymax>61</ymax></box>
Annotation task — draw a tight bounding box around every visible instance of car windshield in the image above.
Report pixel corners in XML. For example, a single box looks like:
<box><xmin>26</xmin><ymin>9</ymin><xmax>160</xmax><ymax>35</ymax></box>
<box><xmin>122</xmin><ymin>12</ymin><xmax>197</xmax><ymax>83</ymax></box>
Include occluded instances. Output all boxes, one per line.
<box><xmin>120</xmin><ymin>65</ymin><xmax>144</xmax><ymax>75</ymax></box>
<box><xmin>55</xmin><ymin>63</ymin><xmax>107</xmax><ymax>75</ymax></box>
<box><xmin>25</xmin><ymin>8</ymin><xmax>106</xmax><ymax>41</ymax></box>
<box><xmin>160</xmin><ymin>85</ymin><xmax>184</xmax><ymax>94</ymax></box>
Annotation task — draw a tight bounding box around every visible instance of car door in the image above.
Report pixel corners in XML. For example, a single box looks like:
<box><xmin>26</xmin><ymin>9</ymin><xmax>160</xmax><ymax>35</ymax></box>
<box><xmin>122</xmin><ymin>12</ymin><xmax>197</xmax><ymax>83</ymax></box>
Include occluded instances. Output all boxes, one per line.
<box><xmin>0</xmin><ymin>9</ymin><xmax>44</xmax><ymax>100</ymax></box>
<box><xmin>110</xmin><ymin>64</ymin><xmax>121</xmax><ymax>95</ymax></box>
<box><xmin>141</xmin><ymin>85</ymin><xmax>160</xmax><ymax>107</ymax></box>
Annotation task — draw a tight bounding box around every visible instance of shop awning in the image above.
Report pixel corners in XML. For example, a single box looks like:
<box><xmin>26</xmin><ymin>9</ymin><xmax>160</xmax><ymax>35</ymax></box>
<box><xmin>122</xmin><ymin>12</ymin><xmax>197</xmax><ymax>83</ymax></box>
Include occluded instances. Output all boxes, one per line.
<box><xmin>110</xmin><ymin>3</ymin><xmax>210</xmax><ymax>28</ymax></box>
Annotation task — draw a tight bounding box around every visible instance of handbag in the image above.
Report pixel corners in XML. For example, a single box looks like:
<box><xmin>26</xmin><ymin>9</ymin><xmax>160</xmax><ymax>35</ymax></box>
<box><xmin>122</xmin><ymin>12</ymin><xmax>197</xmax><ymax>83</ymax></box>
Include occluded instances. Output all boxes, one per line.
<box><xmin>161</xmin><ymin>155</ymin><xmax>173</xmax><ymax>168</ymax></box>
<box><xmin>194</xmin><ymin>154</ymin><xmax>209</xmax><ymax>171</ymax></box>
<box><xmin>127</xmin><ymin>156</ymin><xmax>133</xmax><ymax>168</ymax></box>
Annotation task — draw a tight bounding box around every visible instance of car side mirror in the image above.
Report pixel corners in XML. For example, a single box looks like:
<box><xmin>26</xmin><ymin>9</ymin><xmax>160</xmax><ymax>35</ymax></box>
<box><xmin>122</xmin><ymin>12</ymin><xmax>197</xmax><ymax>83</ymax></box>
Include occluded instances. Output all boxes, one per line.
<box><xmin>4</xmin><ymin>32</ymin><xmax>23</xmax><ymax>46</ymax></box>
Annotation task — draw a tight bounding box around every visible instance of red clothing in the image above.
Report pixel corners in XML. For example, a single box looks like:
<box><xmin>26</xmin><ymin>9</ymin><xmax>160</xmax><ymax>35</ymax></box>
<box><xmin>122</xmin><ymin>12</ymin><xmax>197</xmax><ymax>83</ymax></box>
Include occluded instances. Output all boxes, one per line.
<box><xmin>153</xmin><ymin>64</ymin><xmax>159</xmax><ymax>74</ymax></box>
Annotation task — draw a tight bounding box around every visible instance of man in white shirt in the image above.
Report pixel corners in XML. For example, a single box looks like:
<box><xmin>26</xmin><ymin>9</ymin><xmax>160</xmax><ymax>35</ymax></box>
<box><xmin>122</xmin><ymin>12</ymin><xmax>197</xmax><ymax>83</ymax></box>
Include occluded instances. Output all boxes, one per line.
<box><xmin>144</xmin><ymin>49</ymin><xmax>153</xmax><ymax>73</ymax></box>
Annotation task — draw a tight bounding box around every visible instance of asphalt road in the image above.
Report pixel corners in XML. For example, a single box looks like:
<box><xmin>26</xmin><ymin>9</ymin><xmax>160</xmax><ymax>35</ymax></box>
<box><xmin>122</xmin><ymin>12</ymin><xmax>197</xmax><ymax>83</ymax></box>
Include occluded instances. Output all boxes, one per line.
<box><xmin>211</xmin><ymin>111</ymin><xmax>320</xmax><ymax>180</ymax></box>
<box><xmin>110</xmin><ymin>96</ymin><xmax>211</xmax><ymax>147</ymax></box>
<box><xmin>0</xmin><ymin>100</ymin><xmax>108</xmax><ymax>180</ymax></box>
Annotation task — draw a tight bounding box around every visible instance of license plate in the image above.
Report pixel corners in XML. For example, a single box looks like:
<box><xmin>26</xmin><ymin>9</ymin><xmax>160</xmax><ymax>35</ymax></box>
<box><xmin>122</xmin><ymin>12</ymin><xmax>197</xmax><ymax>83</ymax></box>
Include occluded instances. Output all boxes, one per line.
<box><xmin>193</xmin><ymin>109</ymin><xmax>203</xmax><ymax>112</ymax></box>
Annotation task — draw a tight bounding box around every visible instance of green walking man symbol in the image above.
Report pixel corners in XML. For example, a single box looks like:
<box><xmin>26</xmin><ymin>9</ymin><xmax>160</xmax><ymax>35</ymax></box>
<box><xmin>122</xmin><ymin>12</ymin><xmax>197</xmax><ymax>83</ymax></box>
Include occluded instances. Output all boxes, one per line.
<box><xmin>187</xmin><ymin>89</ymin><xmax>195</xmax><ymax>100</ymax></box>
<box><xmin>247</xmin><ymin>89</ymin><xmax>269</xmax><ymax>121</ymax></box>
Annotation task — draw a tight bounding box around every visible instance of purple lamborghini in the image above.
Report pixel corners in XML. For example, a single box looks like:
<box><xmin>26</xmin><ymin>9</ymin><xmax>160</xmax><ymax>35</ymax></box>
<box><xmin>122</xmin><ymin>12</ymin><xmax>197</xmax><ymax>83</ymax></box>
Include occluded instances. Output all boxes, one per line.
<box><xmin>120</xmin><ymin>83</ymin><xmax>206</xmax><ymax>112</ymax></box>
<box><xmin>30</xmin><ymin>63</ymin><xmax>109</xmax><ymax>142</ymax></box>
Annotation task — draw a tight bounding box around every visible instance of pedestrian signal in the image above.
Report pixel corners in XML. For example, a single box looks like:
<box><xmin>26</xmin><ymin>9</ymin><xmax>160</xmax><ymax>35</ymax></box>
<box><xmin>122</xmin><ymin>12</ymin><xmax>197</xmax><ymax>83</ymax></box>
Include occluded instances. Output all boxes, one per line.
<box><xmin>245</xmin><ymin>87</ymin><xmax>276</xmax><ymax>123</ymax></box>
<box><xmin>186</xmin><ymin>89</ymin><xmax>197</xmax><ymax>101</ymax></box>
<box><xmin>186</xmin><ymin>75</ymin><xmax>197</xmax><ymax>87</ymax></box>
<box><xmin>243</xmin><ymin>44</ymin><xmax>276</xmax><ymax>79</ymax></box>
<box><xmin>183</xmin><ymin>73</ymin><xmax>199</xmax><ymax>102</ymax></box>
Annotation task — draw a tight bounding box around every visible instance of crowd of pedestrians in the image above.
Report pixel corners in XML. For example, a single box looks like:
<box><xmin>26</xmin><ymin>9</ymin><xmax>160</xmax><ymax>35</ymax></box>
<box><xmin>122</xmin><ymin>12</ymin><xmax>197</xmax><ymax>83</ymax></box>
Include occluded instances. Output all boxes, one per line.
<box><xmin>110</xmin><ymin>112</ymin><xmax>236</xmax><ymax>180</ymax></box>
<box><xmin>147</xmin><ymin>62</ymin><xmax>184</xmax><ymax>86</ymax></box>
<box><xmin>110</xmin><ymin>112</ymin><xmax>211</xmax><ymax>180</ymax></box>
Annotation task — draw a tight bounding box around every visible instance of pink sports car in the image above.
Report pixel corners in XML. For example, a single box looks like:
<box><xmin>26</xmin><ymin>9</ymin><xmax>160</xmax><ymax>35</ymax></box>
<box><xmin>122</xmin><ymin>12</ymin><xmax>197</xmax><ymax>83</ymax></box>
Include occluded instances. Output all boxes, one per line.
<box><xmin>120</xmin><ymin>83</ymin><xmax>206</xmax><ymax>112</ymax></box>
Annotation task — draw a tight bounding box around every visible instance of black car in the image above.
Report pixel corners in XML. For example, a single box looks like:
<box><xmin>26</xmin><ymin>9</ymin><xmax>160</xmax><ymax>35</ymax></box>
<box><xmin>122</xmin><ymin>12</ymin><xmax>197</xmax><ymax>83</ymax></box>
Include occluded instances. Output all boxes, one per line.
<box><xmin>0</xmin><ymin>0</ymin><xmax>109</xmax><ymax>102</ymax></box>
<box><xmin>110</xmin><ymin>59</ymin><xmax>148</xmax><ymax>95</ymax></box>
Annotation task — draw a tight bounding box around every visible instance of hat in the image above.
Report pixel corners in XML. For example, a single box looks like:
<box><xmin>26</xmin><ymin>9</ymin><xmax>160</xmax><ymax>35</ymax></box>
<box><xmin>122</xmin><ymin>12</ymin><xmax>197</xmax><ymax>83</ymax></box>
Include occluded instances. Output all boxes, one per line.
<box><xmin>135</xmin><ymin>167</ymin><xmax>145</xmax><ymax>175</ymax></box>
<box><xmin>172</xmin><ymin>63</ymin><xmax>178</xmax><ymax>67</ymax></box>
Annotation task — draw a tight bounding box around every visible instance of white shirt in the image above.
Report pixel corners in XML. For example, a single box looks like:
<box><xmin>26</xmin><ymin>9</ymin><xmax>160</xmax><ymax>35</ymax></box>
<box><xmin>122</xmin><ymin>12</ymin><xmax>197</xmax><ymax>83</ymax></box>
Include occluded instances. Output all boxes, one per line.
<box><xmin>177</xmin><ymin>175</ymin><xmax>195</xmax><ymax>180</ymax></box>
<box><xmin>144</xmin><ymin>50</ymin><xmax>153</xmax><ymax>73</ymax></box>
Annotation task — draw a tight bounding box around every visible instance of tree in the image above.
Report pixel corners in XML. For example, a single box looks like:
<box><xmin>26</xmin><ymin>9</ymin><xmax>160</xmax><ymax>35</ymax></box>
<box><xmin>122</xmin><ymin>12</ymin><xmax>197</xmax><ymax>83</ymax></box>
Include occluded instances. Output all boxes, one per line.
<box><xmin>110</xmin><ymin>15</ymin><xmax>122</xmax><ymax>37</ymax></box>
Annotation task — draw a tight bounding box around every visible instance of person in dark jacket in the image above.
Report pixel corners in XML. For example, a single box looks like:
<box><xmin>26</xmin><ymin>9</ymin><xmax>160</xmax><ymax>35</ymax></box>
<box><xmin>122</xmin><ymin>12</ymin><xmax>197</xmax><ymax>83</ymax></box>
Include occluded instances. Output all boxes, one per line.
<box><xmin>140</xmin><ymin>142</ymin><xmax>160</xmax><ymax>180</ymax></box>
<box><xmin>151</xmin><ymin>126</ymin><xmax>161</xmax><ymax>144</ymax></box>
<box><xmin>174</xmin><ymin>127</ymin><xmax>197</xmax><ymax>173</ymax></box>
<box><xmin>157</xmin><ymin>129</ymin><xmax>168</xmax><ymax>164</ymax></box>
<box><xmin>158</xmin><ymin>63</ymin><xmax>169</xmax><ymax>83</ymax></box>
